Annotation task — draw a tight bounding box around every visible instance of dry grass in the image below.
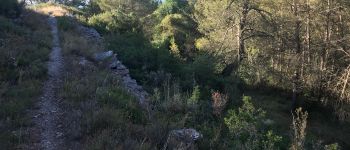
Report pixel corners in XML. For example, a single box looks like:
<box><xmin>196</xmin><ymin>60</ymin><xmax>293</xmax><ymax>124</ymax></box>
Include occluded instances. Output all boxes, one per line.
<box><xmin>57</xmin><ymin>15</ymin><xmax>155</xmax><ymax>149</ymax></box>
<box><xmin>0</xmin><ymin>10</ymin><xmax>51</xmax><ymax>149</ymax></box>
<box><xmin>35</xmin><ymin>5</ymin><xmax>69</xmax><ymax>16</ymax></box>
<box><xmin>29</xmin><ymin>2</ymin><xmax>85</xmax><ymax>17</ymax></box>
<box><xmin>247</xmin><ymin>91</ymin><xmax>350</xmax><ymax>149</ymax></box>
<box><xmin>61</xmin><ymin>31</ymin><xmax>101</xmax><ymax>60</ymax></box>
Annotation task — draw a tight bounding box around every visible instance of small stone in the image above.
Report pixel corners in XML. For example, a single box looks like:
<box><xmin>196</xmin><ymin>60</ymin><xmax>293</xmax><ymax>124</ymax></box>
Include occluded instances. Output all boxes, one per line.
<box><xmin>79</xmin><ymin>57</ymin><xmax>87</xmax><ymax>66</ymax></box>
<box><xmin>117</xmin><ymin>65</ymin><xmax>127</xmax><ymax>70</ymax></box>
<box><xmin>110</xmin><ymin>61</ymin><xmax>118</xmax><ymax>69</ymax></box>
<box><xmin>56</xmin><ymin>132</ymin><xmax>63</xmax><ymax>138</ymax></box>
<box><xmin>94</xmin><ymin>51</ymin><xmax>113</xmax><ymax>61</ymax></box>
<box><xmin>171</xmin><ymin>128</ymin><xmax>202</xmax><ymax>141</ymax></box>
<box><xmin>116</xmin><ymin>69</ymin><xmax>129</xmax><ymax>75</ymax></box>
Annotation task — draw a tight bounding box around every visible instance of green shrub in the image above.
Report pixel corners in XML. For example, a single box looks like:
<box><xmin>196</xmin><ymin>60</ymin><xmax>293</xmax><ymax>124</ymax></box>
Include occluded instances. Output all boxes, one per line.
<box><xmin>0</xmin><ymin>11</ymin><xmax>50</xmax><ymax>149</ymax></box>
<box><xmin>224</xmin><ymin>96</ymin><xmax>282</xmax><ymax>149</ymax></box>
<box><xmin>325</xmin><ymin>143</ymin><xmax>340</xmax><ymax>150</ymax></box>
<box><xmin>90</xmin><ymin>107</ymin><xmax>124</xmax><ymax>132</ymax></box>
<box><xmin>88</xmin><ymin>10</ymin><xmax>138</xmax><ymax>33</ymax></box>
<box><xmin>152</xmin><ymin>13</ymin><xmax>197</xmax><ymax>59</ymax></box>
<box><xmin>190</xmin><ymin>54</ymin><xmax>217</xmax><ymax>84</ymax></box>
<box><xmin>0</xmin><ymin>0</ymin><xmax>22</xmax><ymax>18</ymax></box>
<box><xmin>57</xmin><ymin>16</ymin><xmax>75</xmax><ymax>31</ymax></box>
<box><xmin>188</xmin><ymin>85</ymin><xmax>200</xmax><ymax>106</ymax></box>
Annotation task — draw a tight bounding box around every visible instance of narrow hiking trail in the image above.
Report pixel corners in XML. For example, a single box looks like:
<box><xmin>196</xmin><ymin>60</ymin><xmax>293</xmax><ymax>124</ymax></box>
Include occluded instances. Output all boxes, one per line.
<box><xmin>22</xmin><ymin>6</ymin><xmax>201</xmax><ymax>149</ymax></box>
<box><xmin>26</xmin><ymin>10</ymin><xmax>150</xmax><ymax>149</ymax></box>
<box><xmin>30</xmin><ymin>16</ymin><xmax>65</xmax><ymax>150</ymax></box>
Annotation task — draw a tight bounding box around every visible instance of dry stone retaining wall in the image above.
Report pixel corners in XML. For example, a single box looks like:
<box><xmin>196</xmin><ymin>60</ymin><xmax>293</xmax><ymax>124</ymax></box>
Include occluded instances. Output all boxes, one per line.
<box><xmin>83</xmin><ymin>25</ymin><xmax>201</xmax><ymax>149</ymax></box>
<box><xmin>107</xmin><ymin>52</ymin><xmax>150</xmax><ymax>107</ymax></box>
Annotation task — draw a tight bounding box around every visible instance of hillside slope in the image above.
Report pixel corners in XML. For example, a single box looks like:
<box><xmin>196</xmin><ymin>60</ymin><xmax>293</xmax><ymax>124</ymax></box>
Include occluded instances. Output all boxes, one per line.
<box><xmin>0</xmin><ymin>9</ymin><xmax>51</xmax><ymax>149</ymax></box>
<box><xmin>1</xmin><ymin>2</ymin><xmax>350</xmax><ymax>149</ymax></box>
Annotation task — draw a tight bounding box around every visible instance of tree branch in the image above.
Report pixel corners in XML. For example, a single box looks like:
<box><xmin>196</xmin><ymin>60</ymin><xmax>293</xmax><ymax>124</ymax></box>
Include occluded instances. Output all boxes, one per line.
<box><xmin>243</xmin><ymin>30</ymin><xmax>274</xmax><ymax>40</ymax></box>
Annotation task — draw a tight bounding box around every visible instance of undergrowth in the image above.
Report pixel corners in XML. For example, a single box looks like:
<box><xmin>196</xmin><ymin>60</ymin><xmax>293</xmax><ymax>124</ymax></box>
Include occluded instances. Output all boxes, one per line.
<box><xmin>59</xmin><ymin>23</ymin><xmax>153</xmax><ymax>149</ymax></box>
<box><xmin>0</xmin><ymin>10</ymin><xmax>51</xmax><ymax>149</ymax></box>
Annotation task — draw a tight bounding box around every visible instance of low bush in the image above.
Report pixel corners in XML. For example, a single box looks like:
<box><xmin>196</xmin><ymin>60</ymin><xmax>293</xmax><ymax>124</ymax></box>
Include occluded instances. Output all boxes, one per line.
<box><xmin>224</xmin><ymin>96</ymin><xmax>282</xmax><ymax>149</ymax></box>
<box><xmin>57</xmin><ymin>16</ymin><xmax>76</xmax><ymax>31</ymax></box>
<box><xmin>59</xmin><ymin>28</ymin><xmax>149</xmax><ymax>147</ymax></box>
<box><xmin>0</xmin><ymin>10</ymin><xmax>51</xmax><ymax>149</ymax></box>
<box><xmin>105</xmin><ymin>32</ymin><xmax>182</xmax><ymax>83</ymax></box>
<box><xmin>0</xmin><ymin>0</ymin><xmax>22</xmax><ymax>18</ymax></box>
<box><xmin>61</xmin><ymin>30</ymin><xmax>101</xmax><ymax>60</ymax></box>
<box><xmin>97</xmin><ymin>86</ymin><xmax>147</xmax><ymax>124</ymax></box>
<box><xmin>88</xmin><ymin>10</ymin><xmax>138</xmax><ymax>33</ymax></box>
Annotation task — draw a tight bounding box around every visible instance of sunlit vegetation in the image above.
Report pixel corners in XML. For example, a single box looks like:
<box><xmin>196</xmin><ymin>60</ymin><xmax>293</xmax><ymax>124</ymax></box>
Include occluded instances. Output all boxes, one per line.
<box><xmin>0</xmin><ymin>1</ymin><xmax>51</xmax><ymax>148</ymax></box>
<box><xmin>1</xmin><ymin>0</ymin><xmax>350</xmax><ymax>149</ymax></box>
<box><xmin>79</xmin><ymin>0</ymin><xmax>350</xmax><ymax>149</ymax></box>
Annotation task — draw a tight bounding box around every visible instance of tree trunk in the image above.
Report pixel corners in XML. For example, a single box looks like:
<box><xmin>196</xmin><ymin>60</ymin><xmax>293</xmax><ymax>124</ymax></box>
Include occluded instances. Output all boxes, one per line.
<box><xmin>221</xmin><ymin>0</ymin><xmax>249</xmax><ymax>77</ymax></box>
<box><xmin>302</xmin><ymin>0</ymin><xmax>311</xmax><ymax>78</ymax></box>
<box><xmin>238</xmin><ymin>0</ymin><xmax>249</xmax><ymax>62</ymax></box>
<box><xmin>318</xmin><ymin>0</ymin><xmax>332</xmax><ymax>100</ymax></box>
<box><xmin>292</xmin><ymin>0</ymin><xmax>302</xmax><ymax>110</ymax></box>
<box><xmin>306</xmin><ymin>0</ymin><xmax>311</xmax><ymax>64</ymax></box>
<box><xmin>324</xmin><ymin>0</ymin><xmax>331</xmax><ymax>71</ymax></box>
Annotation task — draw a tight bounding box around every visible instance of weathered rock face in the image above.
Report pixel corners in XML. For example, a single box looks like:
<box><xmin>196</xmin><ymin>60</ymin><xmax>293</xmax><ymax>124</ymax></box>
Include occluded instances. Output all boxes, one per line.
<box><xmin>21</xmin><ymin>0</ymin><xmax>38</xmax><ymax>5</ymax></box>
<box><xmin>94</xmin><ymin>51</ymin><xmax>113</xmax><ymax>61</ymax></box>
<box><xmin>95</xmin><ymin>52</ymin><xmax>204</xmax><ymax>149</ymax></box>
<box><xmin>94</xmin><ymin>51</ymin><xmax>149</xmax><ymax>107</ymax></box>
<box><xmin>164</xmin><ymin>128</ymin><xmax>202</xmax><ymax>150</ymax></box>
<box><xmin>171</xmin><ymin>129</ymin><xmax>202</xmax><ymax>141</ymax></box>
<box><xmin>77</xmin><ymin>25</ymin><xmax>102</xmax><ymax>42</ymax></box>
<box><xmin>87</xmin><ymin>29</ymin><xmax>202</xmax><ymax>147</ymax></box>
<box><xmin>111</xmin><ymin>57</ymin><xmax>149</xmax><ymax>106</ymax></box>
<box><xmin>22</xmin><ymin>0</ymin><xmax>88</xmax><ymax>6</ymax></box>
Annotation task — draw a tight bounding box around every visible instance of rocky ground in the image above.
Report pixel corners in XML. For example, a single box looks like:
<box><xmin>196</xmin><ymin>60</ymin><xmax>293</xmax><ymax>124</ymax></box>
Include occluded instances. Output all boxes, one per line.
<box><xmin>24</xmin><ymin>6</ymin><xmax>200</xmax><ymax>149</ymax></box>
<box><xmin>28</xmin><ymin>16</ymin><xmax>65</xmax><ymax>150</ymax></box>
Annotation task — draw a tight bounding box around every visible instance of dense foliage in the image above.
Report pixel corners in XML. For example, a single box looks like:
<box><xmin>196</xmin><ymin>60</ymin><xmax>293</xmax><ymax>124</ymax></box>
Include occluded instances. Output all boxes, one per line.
<box><xmin>0</xmin><ymin>0</ymin><xmax>22</xmax><ymax>17</ymax></box>
<box><xmin>0</xmin><ymin>9</ymin><xmax>51</xmax><ymax>149</ymax></box>
<box><xmin>1</xmin><ymin>0</ymin><xmax>349</xmax><ymax>149</ymax></box>
<box><xmin>80</xmin><ymin>0</ymin><xmax>350</xmax><ymax>149</ymax></box>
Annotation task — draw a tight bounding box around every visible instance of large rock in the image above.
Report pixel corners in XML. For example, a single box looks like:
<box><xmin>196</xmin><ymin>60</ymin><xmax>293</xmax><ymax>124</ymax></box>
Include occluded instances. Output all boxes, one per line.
<box><xmin>94</xmin><ymin>51</ymin><xmax>113</xmax><ymax>61</ymax></box>
<box><xmin>21</xmin><ymin>0</ymin><xmax>38</xmax><ymax>5</ymax></box>
<box><xmin>77</xmin><ymin>25</ymin><xmax>102</xmax><ymax>42</ymax></box>
<box><xmin>78</xmin><ymin>57</ymin><xmax>88</xmax><ymax>66</ymax></box>
<box><xmin>164</xmin><ymin>128</ymin><xmax>202</xmax><ymax>150</ymax></box>
<box><xmin>97</xmin><ymin>51</ymin><xmax>151</xmax><ymax>109</ymax></box>
<box><xmin>116</xmin><ymin>64</ymin><xmax>127</xmax><ymax>71</ymax></box>
<box><xmin>109</xmin><ymin>60</ymin><xmax>118</xmax><ymax>69</ymax></box>
<box><xmin>116</xmin><ymin>69</ymin><xmax>129</xmax><ymax>76</ymax></box>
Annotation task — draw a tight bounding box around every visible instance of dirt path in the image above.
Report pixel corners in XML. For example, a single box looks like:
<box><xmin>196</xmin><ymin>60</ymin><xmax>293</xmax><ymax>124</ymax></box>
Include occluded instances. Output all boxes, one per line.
<box><xmin>31</xmin><ymin>16</ymin><xmax>65</xmax><ymax>150</ymax></box>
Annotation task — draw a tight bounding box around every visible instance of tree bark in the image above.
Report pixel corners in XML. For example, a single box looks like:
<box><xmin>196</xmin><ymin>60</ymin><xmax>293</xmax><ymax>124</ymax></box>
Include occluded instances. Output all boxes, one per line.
<box><xmin>302</xmin><ymin>0</ymin><xmax>311</xmax><ymax>78</ymax></box>
<box><xmin>292</xmin><ymin>0</ymin><xmax>302</xmax><ymax>110</ymax></box>
<box><xmin>238</xmin><ymin>0</ymin><xmax>249</xmax><ymax>62</ymax></box>
<box><xmin>221</xmin><ymin>0</ymin><xmax>249</xmax><ymax>77</ymax></box>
